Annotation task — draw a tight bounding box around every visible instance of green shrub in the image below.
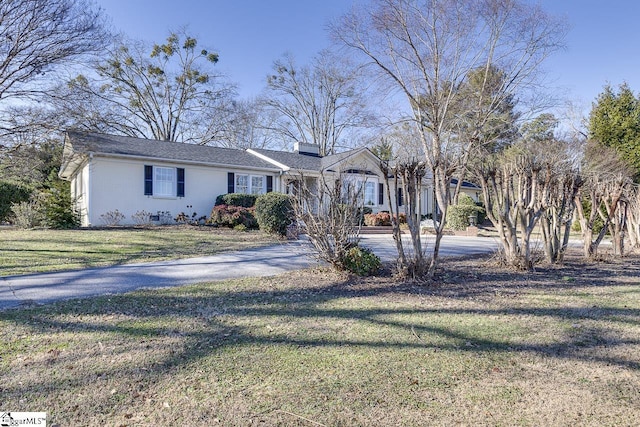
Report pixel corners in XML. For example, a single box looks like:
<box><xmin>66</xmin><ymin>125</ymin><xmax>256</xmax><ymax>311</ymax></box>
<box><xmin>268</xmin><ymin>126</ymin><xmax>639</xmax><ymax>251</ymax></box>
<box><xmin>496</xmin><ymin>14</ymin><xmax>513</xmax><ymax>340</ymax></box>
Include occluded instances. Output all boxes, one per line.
<box><xmin>342</xmin><ymin>246</ymin><xmax>381</xmax><ymax>276</ymax></box>
<box><xmin>42</xmin><ymin>178</ymin><xmax>80</xmax><ymax>229</ymax></box>
<box><xmin>255</xmin><ymin>192</ymin><xmax>293</xmax><ymax>236</ymax></box>
<box><xmin>447</xmin><ymin>194</ymin><xmax>484</xmax><ymax>230</ymax></box>
<box><xmin>0</xmin><ymin>181</ymin><xmax>31</xmax><ymax>223</ymax></box>
<box><xmin>214</xmin><ymin>193</ymin><xmax>257</xmax><ymax>208</ymax></box>
<box><xmin>208</xmin><ymin>205</ymin><xmax>258</xmax><ymax>229</ymax></box>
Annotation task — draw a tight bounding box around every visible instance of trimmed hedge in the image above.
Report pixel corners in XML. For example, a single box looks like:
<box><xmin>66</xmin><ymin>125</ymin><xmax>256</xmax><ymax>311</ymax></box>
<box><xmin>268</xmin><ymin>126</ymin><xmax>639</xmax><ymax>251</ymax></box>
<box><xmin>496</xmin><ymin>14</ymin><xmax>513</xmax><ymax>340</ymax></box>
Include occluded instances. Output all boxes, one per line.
<box><xmin>447</xmin><ymin>194</ymin><xmax>484</xmax><ymax>230</ymax></box>
<box><xmin>255</xmin><ymin>192</ymin><xmax>293</xmax><ymax>236</ymax></box>
<box><xmin>208</xmin><ymin>205</ymin><xmax>258</xmax><ymax>229</ymax></box>
<box><xmin>215</xmin><ymin>193</ymin><xmax>257</xmax><ymax>208</ymax></box>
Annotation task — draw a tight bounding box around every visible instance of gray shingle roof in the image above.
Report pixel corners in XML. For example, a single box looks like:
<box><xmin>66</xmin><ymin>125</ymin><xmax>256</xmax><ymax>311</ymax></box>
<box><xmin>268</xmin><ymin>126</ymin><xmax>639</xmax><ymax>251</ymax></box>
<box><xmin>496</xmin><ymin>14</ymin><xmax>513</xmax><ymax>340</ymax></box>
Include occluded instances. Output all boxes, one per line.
<box><xmin>250</xmin><ymin>148</ymin><xmax>323</xmax><ymax>171</ymax></box>
<box><xmin>62</xmin><ymin>132</ymin><xmax>385</xmax><ymax>180</ymax></box>
<box><xmin>65</xmin><ymin>132</ymin><xmax>279</xmax><ymax>171</ymax></box>
<box><xmin>450</xmin><ymin>178</ymin><xmax>481</xmax><ymax>189</ymax></box>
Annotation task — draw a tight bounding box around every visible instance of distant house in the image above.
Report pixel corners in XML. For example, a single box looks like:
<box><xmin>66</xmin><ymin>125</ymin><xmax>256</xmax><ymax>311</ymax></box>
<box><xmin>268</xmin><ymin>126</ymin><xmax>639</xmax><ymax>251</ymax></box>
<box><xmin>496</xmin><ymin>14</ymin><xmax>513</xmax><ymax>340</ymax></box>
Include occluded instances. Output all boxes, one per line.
<box><xmin>59</xmin><ymin>132</ymin><xmax>480</xmax><ymax>227</ymax></box>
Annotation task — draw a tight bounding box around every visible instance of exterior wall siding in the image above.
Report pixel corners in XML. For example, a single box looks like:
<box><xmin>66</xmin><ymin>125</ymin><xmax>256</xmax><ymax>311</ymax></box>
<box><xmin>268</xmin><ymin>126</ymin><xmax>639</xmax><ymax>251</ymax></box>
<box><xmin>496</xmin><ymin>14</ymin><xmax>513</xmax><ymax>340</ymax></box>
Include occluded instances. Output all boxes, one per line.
<box><xmin>84</xmin><ymin>156</ymin><xmax>278</xmax><ymax>226</ymax></box>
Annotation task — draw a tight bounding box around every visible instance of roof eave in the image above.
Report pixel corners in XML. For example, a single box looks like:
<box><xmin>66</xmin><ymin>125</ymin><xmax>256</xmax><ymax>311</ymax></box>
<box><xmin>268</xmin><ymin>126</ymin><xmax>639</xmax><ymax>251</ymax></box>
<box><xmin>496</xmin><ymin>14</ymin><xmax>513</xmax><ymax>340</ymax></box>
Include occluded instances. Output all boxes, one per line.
<box><xmin>91</xmin><ymin>152</ymin><xmax>282</xmax><ymax>173</ymax></box>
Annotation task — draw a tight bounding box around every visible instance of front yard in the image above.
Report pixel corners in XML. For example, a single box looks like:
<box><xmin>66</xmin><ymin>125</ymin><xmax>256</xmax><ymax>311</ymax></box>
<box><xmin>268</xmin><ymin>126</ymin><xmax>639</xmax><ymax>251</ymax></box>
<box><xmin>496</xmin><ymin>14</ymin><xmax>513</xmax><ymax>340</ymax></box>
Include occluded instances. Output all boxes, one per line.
<box><xmin>1</xmin><ymin>253</ymin><xmax>639</xmax><ymax>426</ymax></box>
<box><xmin>0</xmin><ymin>227</ymin><xmax>278</xmax><ymax>277</ymax></box>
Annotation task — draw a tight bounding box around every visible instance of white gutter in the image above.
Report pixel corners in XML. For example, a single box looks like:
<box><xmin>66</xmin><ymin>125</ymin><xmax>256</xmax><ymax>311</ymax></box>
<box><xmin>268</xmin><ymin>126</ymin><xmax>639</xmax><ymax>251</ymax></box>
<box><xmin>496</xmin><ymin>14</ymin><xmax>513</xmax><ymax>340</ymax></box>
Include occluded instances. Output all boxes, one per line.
<box><xmin>94</xmin><ymin>152</ymin><xmax>282</xmax><ymax>174</ymax></box>
<box><xmin>87</xmin><ymin>152</ymin><xmax>93</xmax><ymax>227</ymax></box>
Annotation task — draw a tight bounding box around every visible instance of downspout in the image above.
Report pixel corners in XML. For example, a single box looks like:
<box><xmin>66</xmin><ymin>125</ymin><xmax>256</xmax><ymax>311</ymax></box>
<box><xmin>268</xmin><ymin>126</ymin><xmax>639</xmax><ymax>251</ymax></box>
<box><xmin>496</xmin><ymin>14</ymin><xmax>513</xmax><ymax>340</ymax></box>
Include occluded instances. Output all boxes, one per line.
<box><xmin>87</xmin><ymin>152</ymin><xmax>93</xmax><ymax>227</ymax></box>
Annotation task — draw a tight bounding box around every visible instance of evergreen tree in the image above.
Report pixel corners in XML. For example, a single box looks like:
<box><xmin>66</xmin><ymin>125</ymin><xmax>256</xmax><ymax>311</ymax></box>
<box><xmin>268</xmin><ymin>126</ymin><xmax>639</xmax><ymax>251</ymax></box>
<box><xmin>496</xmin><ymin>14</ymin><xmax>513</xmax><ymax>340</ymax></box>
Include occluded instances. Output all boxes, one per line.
<box><xmin>589</xmin><ymin>83</ymin><xmax>640</xmax><ymax>179</ymax></box>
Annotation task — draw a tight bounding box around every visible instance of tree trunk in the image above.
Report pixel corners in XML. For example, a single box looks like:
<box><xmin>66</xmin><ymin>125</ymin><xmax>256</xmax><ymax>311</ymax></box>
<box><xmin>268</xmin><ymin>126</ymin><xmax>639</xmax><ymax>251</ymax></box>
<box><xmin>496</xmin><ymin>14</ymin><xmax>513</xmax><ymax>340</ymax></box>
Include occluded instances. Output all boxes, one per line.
<box><xmin>428</xmin><ymin>168</ymin><xmax>450</xmax><ymax>278</ymax></box>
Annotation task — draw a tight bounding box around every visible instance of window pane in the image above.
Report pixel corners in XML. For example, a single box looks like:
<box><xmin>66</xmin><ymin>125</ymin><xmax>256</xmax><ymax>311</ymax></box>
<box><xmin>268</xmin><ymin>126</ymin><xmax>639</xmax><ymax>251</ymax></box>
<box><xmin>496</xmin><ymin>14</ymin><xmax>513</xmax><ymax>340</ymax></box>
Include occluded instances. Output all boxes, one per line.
<box><xmin>235</xmin><ymin>174</ymin><xmax>249</xmax><ymax>194</ymax></box>
<box><xmin>154</xmin><ymin>167</ymin><xmax>175</xmax><ymax>197</ymax></box>
<box><xmin>251</xmin><ymin>176</ymin><xmax>264</xmax><ymax>194</ymax></box>
<box><xmin>364</xmin><ymin>181</ymin><xmax>376</xmax><ymax>205</ymax></box>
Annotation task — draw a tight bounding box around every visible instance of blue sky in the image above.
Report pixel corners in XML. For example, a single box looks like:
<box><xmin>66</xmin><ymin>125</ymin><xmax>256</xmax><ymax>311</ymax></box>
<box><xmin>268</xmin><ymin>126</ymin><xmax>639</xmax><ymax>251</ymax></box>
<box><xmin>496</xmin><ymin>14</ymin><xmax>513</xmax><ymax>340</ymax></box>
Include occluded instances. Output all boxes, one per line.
<box><xmin>98</xmin><ymin>0</ymin><xmax>640</xmax><ymax>114</ymax></box>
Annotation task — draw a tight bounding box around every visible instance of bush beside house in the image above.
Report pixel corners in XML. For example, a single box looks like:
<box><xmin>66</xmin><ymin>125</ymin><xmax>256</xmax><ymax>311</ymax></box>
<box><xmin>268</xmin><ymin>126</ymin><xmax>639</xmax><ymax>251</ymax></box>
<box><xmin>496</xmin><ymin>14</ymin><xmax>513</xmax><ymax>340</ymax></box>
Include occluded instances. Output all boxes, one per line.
<box><xmin>215</xmin><ymin>193</ymin><xmax>258</xmax><ymax>208</ymax></box>
<box><xmin>208</xmin><ymin>204</ymin><xmax>258</xmax><ymax>230</ymax></box>
<box><xmin>254</xmin><ymin>192</ymin><xmax>293</xmax><ymax>236</ymax></box>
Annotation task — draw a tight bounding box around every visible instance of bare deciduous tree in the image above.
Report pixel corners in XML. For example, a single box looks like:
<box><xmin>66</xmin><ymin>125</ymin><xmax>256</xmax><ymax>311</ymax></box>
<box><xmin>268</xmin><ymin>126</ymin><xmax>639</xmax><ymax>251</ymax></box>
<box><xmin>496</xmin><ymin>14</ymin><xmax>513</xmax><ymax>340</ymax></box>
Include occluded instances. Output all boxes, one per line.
<box><xmin>58</xmin><ymin>31</ymin><xmax>235</xmax><ymax>144</ymax></box>
<box><xmin>539</xmin><ymin>159</ymin><xmax>582</xmax><ymax>264</ymax></box>
<box><xmin>472</xmin><ymin>137</ymin><xmax>575</xmax><ymax>269</ymax></box>
<box><xmin>213</xmin><ymin>98</ymin><xmax>280</xmax><ymax>149</ymax></box>
<box><xmin>263</xmin><ymin>51</ymin><xmax>373</xmax><ymax>155</ymax></box>
<box><xmin>575</xmin><ymin>142</ymin><xmax>634</xmax><ymax>259</ymax></box>
<box><xmin>380</xmin><ymin>158</ymin><xmax>428</xmax><ymax>279</ymax></box>
<box><xmin>0</xmin><ymin>0</ymin><xmax>109</xmax><ymax>143</ymax></box>
<box><xmin>334</xmin><ymin>0</ymin><xmax>565</xmax><ymax>276</ymax></box>
<box><xmin>0</xmin><ymin>0</ymin><xmax>108</xmax><ymax>103</ymax></box>
<box><xmin>289</xmin><ymin>171</ymin><xmax>363</xmax><ymax>269</ymax></box>
<box><xmin>626</xmin><ymin>185</ymin><xmax>640</xmax><ymax>252</ymax></box>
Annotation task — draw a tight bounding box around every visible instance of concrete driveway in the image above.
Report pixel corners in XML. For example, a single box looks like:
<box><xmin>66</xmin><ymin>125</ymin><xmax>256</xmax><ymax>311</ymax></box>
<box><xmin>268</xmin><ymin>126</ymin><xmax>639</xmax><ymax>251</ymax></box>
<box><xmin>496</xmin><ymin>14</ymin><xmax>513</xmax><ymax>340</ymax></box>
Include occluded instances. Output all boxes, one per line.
<box><xmin>0</xmin><ymin>240</ymin><xmax>317</xmax><ymax>310</ymax></box>
<box><xmin>359</xmin><ymin>234</ymin><xmax>500</xmax><ymax>261</ymax></box>
<box><xmin>0</xmin><ymin>235</ymin><xmax>501</xmax><ymax>310</ymax></box>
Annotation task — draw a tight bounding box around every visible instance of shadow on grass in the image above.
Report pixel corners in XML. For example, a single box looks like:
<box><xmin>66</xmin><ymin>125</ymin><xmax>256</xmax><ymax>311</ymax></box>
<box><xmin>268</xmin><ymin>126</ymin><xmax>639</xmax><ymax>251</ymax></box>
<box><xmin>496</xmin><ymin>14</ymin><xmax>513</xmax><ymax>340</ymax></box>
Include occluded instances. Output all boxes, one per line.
<box><xmin>1</xmin><ymin>252</ymin><xmax>639</xmax><ymax>420</ymax></box>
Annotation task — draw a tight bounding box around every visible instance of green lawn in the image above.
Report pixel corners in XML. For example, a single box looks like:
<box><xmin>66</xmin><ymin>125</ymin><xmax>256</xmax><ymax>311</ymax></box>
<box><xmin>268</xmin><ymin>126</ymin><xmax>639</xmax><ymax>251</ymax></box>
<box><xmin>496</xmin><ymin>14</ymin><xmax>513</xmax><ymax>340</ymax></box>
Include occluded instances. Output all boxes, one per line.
<box><xmin>1</xmin><ymin>255</ymin><xmax>639</xmax><ymax>426</ymax></box>
<box><xmin>0</xmin><ymin>227</ymin><xmax>277</xmax><ymax>276</ymax></box>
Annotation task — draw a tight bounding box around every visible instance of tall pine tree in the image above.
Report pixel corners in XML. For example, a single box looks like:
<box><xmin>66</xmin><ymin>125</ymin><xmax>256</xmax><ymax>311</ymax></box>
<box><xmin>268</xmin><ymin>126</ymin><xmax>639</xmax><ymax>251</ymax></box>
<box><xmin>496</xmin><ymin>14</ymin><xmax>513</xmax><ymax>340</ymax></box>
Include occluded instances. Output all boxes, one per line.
<box><xmin>589</xmin><ymin>83</ymin><xmax>640</xmax><ymax>180</ymax></box>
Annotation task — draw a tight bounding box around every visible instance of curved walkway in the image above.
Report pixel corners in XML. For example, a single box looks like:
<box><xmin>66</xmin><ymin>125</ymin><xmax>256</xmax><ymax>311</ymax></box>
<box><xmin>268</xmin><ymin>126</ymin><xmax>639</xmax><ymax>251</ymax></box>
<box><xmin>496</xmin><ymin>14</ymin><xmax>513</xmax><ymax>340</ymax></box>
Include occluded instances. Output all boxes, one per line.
<box><xmin>0</xmin><ymin>235</ymin><xmax>501</xmax><ymax>310</ymax></box>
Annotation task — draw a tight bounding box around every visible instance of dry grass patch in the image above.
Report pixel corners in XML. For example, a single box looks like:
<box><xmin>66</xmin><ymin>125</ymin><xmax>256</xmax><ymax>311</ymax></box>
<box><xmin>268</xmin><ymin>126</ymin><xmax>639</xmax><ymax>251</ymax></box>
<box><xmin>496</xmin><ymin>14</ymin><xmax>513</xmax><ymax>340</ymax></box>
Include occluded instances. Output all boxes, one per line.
<box><xmin>1</xmin><ymin>253</ymin><xmax>639</xmax><ymax>426</ymax></box>
<box><xmin>0</xmin><ymin>227</ymin><xmax>277</xmax><ymax>276</ymax></box>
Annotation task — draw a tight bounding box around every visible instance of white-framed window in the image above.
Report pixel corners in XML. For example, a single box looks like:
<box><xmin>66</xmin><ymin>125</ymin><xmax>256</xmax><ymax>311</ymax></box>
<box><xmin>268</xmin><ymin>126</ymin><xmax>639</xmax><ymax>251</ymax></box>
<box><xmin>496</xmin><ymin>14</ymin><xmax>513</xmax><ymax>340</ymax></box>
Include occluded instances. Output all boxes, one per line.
<box><xmin>235</xmin><ymin>174</ymin><xmax>249</xmax><ymax>194</ymax></box>
<box><xmin>144</xmin><ymin>165</ymin><xmax>185</xmax><ymax>198</ymax></box>
<box><xmin>251</xmin><ymin>175</ymin><xmax>265</xmax><ymax>194</ymax></box>
<box><xmin>154</xmin><ymin>166</ymin><xmax>176</xmax><ymax>197</ymax></box>
<box><xmin>235</xmin><ymin>174</ymin><xmax>265</xmax><ymax>195</ymax></box>
<box><xmin>342</xmin><ymin>175</ymin><xmax>378</xmax><ymax>206</ymax></box>
<box><xmin>363</xmin><ymin>181</ymin><xmax>376</xmax><ymax>206</ymax></box>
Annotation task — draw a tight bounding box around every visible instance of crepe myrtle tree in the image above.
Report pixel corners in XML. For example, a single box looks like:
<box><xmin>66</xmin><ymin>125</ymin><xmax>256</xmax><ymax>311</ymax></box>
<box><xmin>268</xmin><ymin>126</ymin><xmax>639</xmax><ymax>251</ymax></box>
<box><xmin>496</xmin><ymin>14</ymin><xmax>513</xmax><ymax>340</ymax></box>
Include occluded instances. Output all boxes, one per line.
<box><xmin>626</xmin><ymin>185</ymin><xmax>640</xmax><ymax>252</ymax></box>
<box><xmin>334</xmin><ymin>0</ymin><xmax>565</xmax><ymax>277</ymax></box>
<box><xmin>575</xmin><ymin>141</ymin><xmax>634</xmax><ymax>259</ymax></box>
<box><xmin>379</xmin><ymin>157</ymin><xmax>428</xmax><ymax>280</ymax></box>
<box><xmin>470</xmin><ymin>135</ymin><xmax>577</xmax><ymax>270</ymax></box>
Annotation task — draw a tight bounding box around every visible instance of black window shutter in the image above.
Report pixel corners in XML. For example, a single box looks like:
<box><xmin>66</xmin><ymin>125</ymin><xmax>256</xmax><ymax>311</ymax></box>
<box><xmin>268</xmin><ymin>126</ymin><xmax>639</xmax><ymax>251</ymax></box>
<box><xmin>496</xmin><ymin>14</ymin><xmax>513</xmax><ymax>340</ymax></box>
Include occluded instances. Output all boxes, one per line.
<box><xmin>397</xmin><ymin>188</ymin><xmax>403</xmax><ymax>206</ymax></box>
<box><xmin>144</xmin><ymin>165</ymin><xmax>153</xmax><ymax>195</ymax></box>
<box><xmin>227</xmin><ymin>172</ymin><xmax>235</xmax><ymax>193</ymax></box>
<box><xmin>177</xmin><ymin>168</ymin><xmax>185</xmax><ymax>197</ymax></box>
<box><xmin>266</xmin><ymin>176</ymin><xmax>273</xmax><ymax>193</ymax></box>
<box><xmin>378</xmin><ymin>183</ymin><xmax>384</xmax><ymax>205</ymax></box>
